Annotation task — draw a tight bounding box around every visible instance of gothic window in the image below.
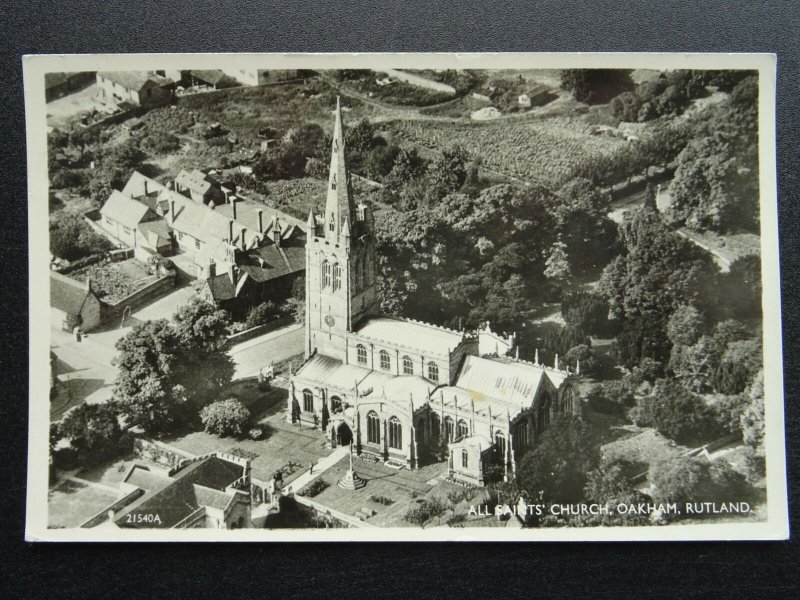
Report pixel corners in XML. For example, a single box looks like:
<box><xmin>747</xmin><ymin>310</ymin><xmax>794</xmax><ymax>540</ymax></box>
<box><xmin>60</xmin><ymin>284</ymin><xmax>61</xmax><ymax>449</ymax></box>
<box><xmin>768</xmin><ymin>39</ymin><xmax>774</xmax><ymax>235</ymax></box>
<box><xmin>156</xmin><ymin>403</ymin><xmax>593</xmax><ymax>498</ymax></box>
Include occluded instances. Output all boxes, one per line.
<box><xmin>379</xmin><ymin>350</ymin><xmax>390</xmax><ymax>371</ymax></box>
<box><xmin>537</xmin><ymin>395</ymin><xmax>552</xmax><ymax>433</ymax></box>
<box><xmin>302</xmin><ymin>389</ymin><xmax>313</xmax><ymax>413</ymax></box>
<box><xmin>329</xmin><ymin>211</ymin><xmax>335</xmax><ymax>232</ymax></box>
<box><xmin>388</xmin><ymin>416</ymin><xmax>402</xmax><ymax>450</ymax></box>
<box><xmin>444</xmin><ymin>416</ymin><xmax>454</xmax><ymax>442</ymax></box>
<box><xmin>457</xmin><ymin>419</ymin><xmax>469</xmax><ymax>440</ymax></box>
<box><xmin>330</xmin><ymin>396</ymin><xmax>343</xmax><ymax>413</ymax></box>
<box><xmin>332</xmin><ymin>263</ymin><xmax>342</xmax><ymax>292</ymax></box>
<box><xmin>461</xmin><ymin>449</ymin><xmax>469</xmax><ymax>468</ymax></box>
<box><xmin>427</xmin><ymin>361</ymin><xmax>439</xmax><ymax>382</ymax></box>
<box><xmin>367</xmin><ymin>411</ymin><xmax>380</xmax><ymax>444</ymax></box>
<box><xmin>495</xmin><ymin>431</ymin><xmax>507</xmax><ymax>460</ymax></box>
<box><xmin>430</xmin><ymin>413</ymin><xmax>441</xmax><ymax>443</ymax></box>
<box><xmin>516</xmin><ymin>420</ymin><xmax>529</xmax><ymax>451</ymax></box>
<box><xmin>356</xmin><ymin>344</ymin><xmax>367</xmax><ymax>365</ymax></box>
<box><xmin>402</xmin><ymin>355</ymin><xmax>413</xmax><ymax>375</ymax></box>
<box><xmin>560</xmin><ymin>385</ymin><xmax>576</xmax><ymax>416</ymax></box>
<box><xmin>322</xmin><ymin>260</ymin><xmax>331</xmax><ymax>288</ymax></box>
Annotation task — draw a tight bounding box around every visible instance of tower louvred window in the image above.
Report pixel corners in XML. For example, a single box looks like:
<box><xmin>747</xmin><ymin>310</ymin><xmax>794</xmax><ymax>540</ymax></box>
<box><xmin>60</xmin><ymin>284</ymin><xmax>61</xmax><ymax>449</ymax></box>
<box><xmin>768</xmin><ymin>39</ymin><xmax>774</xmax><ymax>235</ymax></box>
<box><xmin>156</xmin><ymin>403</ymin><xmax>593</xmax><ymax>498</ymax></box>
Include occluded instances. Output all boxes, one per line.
<box><xmin>333</xmin><ymin>263</ymin><xmax>342</xmax><ymax>292</ymax></box>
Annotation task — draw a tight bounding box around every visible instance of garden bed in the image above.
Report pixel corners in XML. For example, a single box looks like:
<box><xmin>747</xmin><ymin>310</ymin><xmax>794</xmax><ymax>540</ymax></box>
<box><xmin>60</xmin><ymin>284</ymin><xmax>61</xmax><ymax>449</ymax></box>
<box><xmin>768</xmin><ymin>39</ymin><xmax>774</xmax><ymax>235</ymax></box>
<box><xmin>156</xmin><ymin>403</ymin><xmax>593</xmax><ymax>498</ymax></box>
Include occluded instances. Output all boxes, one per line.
<box><xmin>70</xmin><ymin>258</ymin><xmax>155</xmax><ymax>304</ymax></box>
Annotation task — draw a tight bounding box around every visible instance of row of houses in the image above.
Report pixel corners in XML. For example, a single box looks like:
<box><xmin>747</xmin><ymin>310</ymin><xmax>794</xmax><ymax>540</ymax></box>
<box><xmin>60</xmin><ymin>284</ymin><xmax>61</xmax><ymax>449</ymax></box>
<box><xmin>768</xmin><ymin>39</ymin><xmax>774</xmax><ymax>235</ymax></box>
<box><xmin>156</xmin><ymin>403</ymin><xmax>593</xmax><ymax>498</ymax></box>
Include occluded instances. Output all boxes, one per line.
<box><xmin>91</xmin><ymin>169</ymin><xmax>307</xmax><ymax>317</ymax></box>
<box><xmin>93</xmin><ymin>69</ymin><xmax>303</xmax><ymax>107</ymax></box>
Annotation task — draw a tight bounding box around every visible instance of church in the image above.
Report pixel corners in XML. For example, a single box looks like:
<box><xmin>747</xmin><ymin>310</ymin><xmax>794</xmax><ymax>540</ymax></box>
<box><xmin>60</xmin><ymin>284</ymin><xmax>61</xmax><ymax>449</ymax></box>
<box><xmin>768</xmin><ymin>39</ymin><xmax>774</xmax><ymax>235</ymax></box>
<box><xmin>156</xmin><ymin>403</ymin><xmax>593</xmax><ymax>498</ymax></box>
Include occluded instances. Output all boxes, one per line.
<box><xmin>288</xmin><ymin>99</ymin><xmax>581</xmax><ymax>486</ymax></box>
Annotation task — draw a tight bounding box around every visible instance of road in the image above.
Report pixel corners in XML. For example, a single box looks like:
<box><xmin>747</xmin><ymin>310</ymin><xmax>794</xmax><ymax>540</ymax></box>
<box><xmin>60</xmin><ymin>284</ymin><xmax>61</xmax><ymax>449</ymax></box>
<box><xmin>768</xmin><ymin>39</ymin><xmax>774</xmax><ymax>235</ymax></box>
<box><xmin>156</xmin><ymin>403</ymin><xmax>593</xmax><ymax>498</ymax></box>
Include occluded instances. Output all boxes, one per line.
<box><xmin>230</xmin><ymin>324</ymin><xmax>305</xmax><ymax>380</ymax></box>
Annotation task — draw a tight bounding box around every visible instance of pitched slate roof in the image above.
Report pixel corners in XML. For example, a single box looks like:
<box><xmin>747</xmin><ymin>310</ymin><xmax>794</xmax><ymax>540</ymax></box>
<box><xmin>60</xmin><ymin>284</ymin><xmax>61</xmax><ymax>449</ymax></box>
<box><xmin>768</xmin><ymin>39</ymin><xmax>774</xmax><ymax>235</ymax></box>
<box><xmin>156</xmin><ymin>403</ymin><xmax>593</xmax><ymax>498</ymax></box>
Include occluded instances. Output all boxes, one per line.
<box><xmin>113</xmin><ymin>456</ymin><xmax>244</xmax><ymax>528</ymax></box>
<box><xmin>238</xmin><ymin>237</ymin><xmax>305</xmax><ymax>283</ymax></box>
<box><xmin>176</xmin><ymin>169</ymin><xmax>214</xmax><ymax>196</ymax></box>
<box><xmin>50</xmin><ymin>271</ymin><xmax>93</xmax><ymax>316</ymax></box>
<box><xmin>205</xmin><ymin>273</ymin><xmax>237</xmax><ymax>302</ymax></box>
<box><xmin>189</xmin><ymin>69</ymin><xmax>229</xmax><ymax>86</ymax></box>
<box><xmin>100</xmin><ymin>190</ymin><xmax>156</xmax><ymax>229</ymax></box>
<box><xmin>97</xmin><ymin>71</ymin><xmax>172</xmax><ymax>91</ymax></box>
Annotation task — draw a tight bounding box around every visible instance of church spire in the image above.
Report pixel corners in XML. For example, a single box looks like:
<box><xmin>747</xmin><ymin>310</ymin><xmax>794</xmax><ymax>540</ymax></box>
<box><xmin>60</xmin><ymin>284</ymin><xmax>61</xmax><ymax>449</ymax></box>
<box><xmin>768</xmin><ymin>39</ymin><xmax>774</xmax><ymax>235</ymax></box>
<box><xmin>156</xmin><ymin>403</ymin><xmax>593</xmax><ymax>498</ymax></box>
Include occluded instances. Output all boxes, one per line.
<box><xmin>324</xmin><ymin>96</ymin><xmax>355</xmax><ymax>242</ymax></box>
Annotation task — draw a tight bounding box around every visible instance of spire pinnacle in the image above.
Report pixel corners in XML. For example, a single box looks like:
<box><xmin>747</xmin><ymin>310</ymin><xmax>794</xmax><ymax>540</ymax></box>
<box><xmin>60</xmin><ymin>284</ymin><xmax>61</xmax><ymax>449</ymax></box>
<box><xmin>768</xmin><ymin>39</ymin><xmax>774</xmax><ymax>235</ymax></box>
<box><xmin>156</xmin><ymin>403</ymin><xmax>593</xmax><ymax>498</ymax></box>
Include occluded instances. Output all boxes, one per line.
<box><xmin>324</xmin><ymin>97</ymin><xmax>355</xmax><ymax>242</ymax></box>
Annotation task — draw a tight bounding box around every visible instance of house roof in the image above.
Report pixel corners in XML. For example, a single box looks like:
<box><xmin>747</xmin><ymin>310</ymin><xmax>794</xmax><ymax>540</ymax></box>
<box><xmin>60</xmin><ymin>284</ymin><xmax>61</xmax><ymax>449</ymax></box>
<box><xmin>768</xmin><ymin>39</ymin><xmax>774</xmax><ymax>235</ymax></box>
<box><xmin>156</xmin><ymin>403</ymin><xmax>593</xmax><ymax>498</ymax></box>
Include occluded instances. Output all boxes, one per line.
<box><xmin>45</xmin><ymin>72</ymin><xmax>69</xmax><ymax>89</ymax></box>
<box><xmin>113</xmin><ymin>456</ymin><xmax>244</xmax><ymax>528</ymax></box>
<box><xmin>205</xmin><ymin>273</ymin><xmax>237</xmax><ymax>302</ymax></box>
<box><xmin>138</xmin><ymin>220</ymin><xmax>172</xmax><ymax>246</ymax></box>
<box><xmin>189</xmin><ymin>69</ymin><xmax>229</xmax><ymax>86</ymax></box>
<box><xmin>100</xmin><ymin>190</ymin><xmax>156</xmax><ymax>229</ymax></box>
<box><xmin>238</xmin><ymin>237</ymin><xmax>305</xmax><ymax>283</ymax></box>
<box><xmin>97</xmin><ymin>71</ymin><xmax>172</xmax><ymax>91</ymax></box>
<box><xmin>355</xmin><ymin>317</ymin><xmax>465</xmax><ymax>357</ymax></box>
<box><xmin>121</xmin><ymin>171</ymin><xmax>172</xmax><ymax>208</ymax></box>
<box><xmin>50</xmin><ymin>271</ymin><xmax>93</xmax><ymax>316</ymax></box>
<box><xmin>176</xmin><ymin>169</ymin><xmax>214</xmax><ymax>196</ymax></box>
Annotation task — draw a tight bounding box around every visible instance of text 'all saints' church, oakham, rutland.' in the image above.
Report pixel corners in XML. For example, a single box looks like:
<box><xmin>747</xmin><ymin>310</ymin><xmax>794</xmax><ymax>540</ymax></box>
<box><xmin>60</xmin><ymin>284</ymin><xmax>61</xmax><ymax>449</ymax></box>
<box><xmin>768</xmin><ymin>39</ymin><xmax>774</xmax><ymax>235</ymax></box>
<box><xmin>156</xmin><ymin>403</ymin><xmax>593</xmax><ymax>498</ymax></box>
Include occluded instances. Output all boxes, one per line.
<box><xmin>288</xmin><ymin>99</ymin><xmax>581</xmax><ymax>486</ymax></box>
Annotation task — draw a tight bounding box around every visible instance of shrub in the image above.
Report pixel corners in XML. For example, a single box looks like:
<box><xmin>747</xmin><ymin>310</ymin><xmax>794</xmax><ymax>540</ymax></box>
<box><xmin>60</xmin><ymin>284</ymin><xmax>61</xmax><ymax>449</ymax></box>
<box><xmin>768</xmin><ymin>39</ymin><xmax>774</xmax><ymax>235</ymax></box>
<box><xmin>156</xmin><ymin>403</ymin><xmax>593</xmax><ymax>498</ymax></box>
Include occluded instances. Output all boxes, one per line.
<box><xmin>50</xmin><ymin>215</ymin><xmax>113</xmax><ymax>262</ymax></box>
<box><xmin>632</xmin><ymin>380</ymin><xmax>717</xmax><ymax>444</ymax></box>
<box><xmin>370</xmin><ymin>495</ymin><xmax>394</xmax><ymax>506</ymax></box>
<box><xmin>200</xmin><ymin>398</ymin><xmax>252</xmax><ymax>437</ymax></box>
<box><xmin>298</xmin><ymin>479</ymin><xmax>329</xmax><ymax>498</ymax></box>
<box><xmin>403</xmin><ymin>496</ymin><xmax>449</xmax><ymax>527</ymax></box>
<box><xmin>244</xmin><ymin>301</ymin><xmax>281</xmax><ymax>329</ymax></box>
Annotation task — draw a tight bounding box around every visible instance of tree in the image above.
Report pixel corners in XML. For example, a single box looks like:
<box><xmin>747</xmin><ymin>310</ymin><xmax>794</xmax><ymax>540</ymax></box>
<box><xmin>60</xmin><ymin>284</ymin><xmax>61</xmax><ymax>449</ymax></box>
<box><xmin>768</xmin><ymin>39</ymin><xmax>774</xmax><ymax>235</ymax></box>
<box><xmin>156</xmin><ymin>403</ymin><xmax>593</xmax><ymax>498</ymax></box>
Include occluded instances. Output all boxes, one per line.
<box><xmin>245</xmin><ymin>301</ymin><xmax>281</xmax><ymax>329</ymax></box>
<box><xmin>563</xmin><ymin>344</ymin><xmax>599</xmax><ymax>375</ymax></box>
<box><xmin>560</xmin><ymin>69</ymin><xmax>634</xmax><ymax>104</ymax></box>
<box><xmin>50</xmin><ymin>214</ymin><xmax>113</xmax><ymax>261</ymax></box>
<box><xmin>426</xmin><ymin>145</ymin><xmax>469</xmax><ymax>201</ymax></box>
<box><xmin>719</xmin><ymin>254</ymin><xmax>762</xmax><ymax>319</ymax></box>
<box><xmin>666</xmin><ymin>304</ymin><xmax>705</xmax><ymax>347</ymax></box>
<box><xmin>561</xmin><ymin>292</ymin><xmax>609</xmax><ymax>335</ymax></box>
<box><xmin>612</xmin><ymin>316</ymin><xmax>670</xmax><ymax>371</ymax></box>
<box><xmin>200</xmin><ymin>398</ymin><xmax>252</xmax><ymax>437</ymax></box>
<box><xmin>711</xmin><ymin>338</ymin><xmax>762</xmax><ymax>395</ymax></box>
<box><xmin>649</xmin><ymin>455</ymin><xmax>708</xmax><ymax>506</ymax></box>
<box><xmin>581</xmin><ymin>462</ymin><xmax>651</xmax><ymax>526</ymax></box>
<box><xmin>740</xmin><ymin>370</ymin><xmax>765</xmax><ymax>450</ymax></box>
<box><xmin>543</xmin><ymin>240</ymin><xmax>572</xmax><ymax>289</ymax></box>
<box><xmin>633</xmin><ymin>379</ymin><xmax>716</xmax><ymax>444</ymax></box>
<box><xmin>516</xmin><ymin>416</ymin><xmax>598</xmax><ymax>503</ymax></box>
<box><xmin>58</xmin><ymin>403</ymin><xmax>128</xmax><ymax>465</ymax></box>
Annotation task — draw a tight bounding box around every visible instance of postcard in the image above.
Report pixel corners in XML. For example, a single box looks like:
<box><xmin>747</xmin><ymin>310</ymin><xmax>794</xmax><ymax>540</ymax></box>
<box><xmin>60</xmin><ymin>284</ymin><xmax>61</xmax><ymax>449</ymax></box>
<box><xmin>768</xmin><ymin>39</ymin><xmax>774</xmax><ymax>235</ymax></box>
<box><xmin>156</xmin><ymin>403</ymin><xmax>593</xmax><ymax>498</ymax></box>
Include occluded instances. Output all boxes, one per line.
<box><xmin>24</xmin><ymin>52</ymin><xmax>787</xmax><ymax>541</ymax></box>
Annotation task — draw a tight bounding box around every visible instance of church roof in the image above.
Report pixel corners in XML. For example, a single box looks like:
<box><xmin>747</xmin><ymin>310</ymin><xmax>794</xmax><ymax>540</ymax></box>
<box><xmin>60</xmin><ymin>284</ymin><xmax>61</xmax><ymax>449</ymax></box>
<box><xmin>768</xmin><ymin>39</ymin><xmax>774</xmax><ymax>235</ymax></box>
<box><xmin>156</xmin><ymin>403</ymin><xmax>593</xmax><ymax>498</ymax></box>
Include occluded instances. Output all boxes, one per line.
<box><xmin>294</xmin><ymin>354</ymin><xmax>372</xmax><ymax>392</ymax></box>
<box><xmin>355</xmin><ymin>317</ymin><xmax>465</xmax><ymax>356</ymax></box>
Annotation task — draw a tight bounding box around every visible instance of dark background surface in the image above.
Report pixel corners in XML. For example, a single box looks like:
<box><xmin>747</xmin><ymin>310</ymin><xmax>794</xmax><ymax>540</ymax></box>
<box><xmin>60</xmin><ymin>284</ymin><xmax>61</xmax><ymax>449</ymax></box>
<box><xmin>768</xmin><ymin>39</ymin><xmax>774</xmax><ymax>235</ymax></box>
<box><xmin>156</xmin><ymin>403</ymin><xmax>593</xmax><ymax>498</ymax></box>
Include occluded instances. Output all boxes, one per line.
<box><xmin>1</xmin><ymin>1</ymin><xmax>798</xmax><ymax>597</ymax></box>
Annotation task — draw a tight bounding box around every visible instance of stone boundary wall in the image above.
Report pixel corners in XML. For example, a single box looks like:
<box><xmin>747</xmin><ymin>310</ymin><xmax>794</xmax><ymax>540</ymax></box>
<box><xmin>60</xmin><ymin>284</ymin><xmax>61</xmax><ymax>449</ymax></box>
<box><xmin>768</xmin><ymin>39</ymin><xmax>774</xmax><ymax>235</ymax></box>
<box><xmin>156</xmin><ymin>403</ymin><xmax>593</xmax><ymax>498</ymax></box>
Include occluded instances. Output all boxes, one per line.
<box><xmin>85</xmin><ymin>105</ymin><xmax>148</xmax><ymax>130</ymax></box>
<box><xmin>102</xmin><ymin>274</ymin><xmax>175</xmax><ymax>320</ymax></box>
<box><xmin>132</xmin><ymin>438</ymin><xmax>188</xmax><ymax>469</ymax></box>
<box><xmin>226</xmin><ymin>315</ymin><xmax>294</xmax><ymax>345</ymax></box>
<box><xmin>80</xmin><ymin>488</ymin><xmax>145</xmax><ymax>528</ymax></box>
<box><xmin>293</xmin><ymin>494</ymin><xmax>365</xmax><ymax>528</ymax></box>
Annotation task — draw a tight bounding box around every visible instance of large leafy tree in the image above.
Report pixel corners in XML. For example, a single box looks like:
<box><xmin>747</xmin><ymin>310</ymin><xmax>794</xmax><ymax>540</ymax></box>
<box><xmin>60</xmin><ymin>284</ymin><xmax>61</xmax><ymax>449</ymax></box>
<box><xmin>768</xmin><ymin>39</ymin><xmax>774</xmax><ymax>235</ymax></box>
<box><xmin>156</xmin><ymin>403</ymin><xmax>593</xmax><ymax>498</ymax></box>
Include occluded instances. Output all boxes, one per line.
<box><xmin>516</xmin><ymin>416</ymin><xmax>599</xmax><ymax>503</ymax></box>
<box><xmin>58</xmin><ymin>403</ymin><xmax>127</xmax><ymax>465</ymax></box>
<box><xmin>560</xmin><ymin>69</ymin><xmax>634</xmax><ymax>104</ymax></box>
<box><xmin>200</xmin><ymin>398</ymin><xmax>252</xmax><ymax>437</ymax></box>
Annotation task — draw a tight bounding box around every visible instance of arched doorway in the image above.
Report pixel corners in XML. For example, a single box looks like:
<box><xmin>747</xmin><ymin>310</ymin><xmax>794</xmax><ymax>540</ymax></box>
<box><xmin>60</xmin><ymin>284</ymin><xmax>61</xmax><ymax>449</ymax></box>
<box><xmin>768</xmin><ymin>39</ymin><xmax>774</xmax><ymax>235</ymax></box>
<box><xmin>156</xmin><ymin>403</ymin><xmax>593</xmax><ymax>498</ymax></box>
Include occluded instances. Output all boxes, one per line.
<box><xmin>337</xmin><ymin>422</ymin><xmax>353</xmax><ymax>446</ymax></box>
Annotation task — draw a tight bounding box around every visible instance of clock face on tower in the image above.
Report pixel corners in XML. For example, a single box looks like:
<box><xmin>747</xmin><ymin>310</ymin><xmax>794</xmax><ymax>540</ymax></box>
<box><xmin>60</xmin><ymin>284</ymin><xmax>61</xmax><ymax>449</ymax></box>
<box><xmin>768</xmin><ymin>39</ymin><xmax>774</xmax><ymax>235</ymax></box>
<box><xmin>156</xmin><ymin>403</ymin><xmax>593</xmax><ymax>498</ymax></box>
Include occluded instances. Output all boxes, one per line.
<box><xmin>324</xmin><ymin>314</ymin><xmax>335</xmax><ymax>327</ymax></box>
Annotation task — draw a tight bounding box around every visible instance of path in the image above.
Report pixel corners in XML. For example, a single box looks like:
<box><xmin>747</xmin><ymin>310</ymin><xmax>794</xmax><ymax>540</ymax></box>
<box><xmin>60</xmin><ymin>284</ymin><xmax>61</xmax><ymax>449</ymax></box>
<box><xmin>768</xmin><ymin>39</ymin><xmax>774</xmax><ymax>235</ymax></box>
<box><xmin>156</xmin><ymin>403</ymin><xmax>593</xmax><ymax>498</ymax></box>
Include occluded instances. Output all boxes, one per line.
<box><xmin>282</xmin><ymin>445</ymin><xmax>351</xmax><ymax>494</ymax></box>
<box><xmin>230</xmin><ymin>323</ymin><xmax>304</xmax><ymax>379</ymax></box>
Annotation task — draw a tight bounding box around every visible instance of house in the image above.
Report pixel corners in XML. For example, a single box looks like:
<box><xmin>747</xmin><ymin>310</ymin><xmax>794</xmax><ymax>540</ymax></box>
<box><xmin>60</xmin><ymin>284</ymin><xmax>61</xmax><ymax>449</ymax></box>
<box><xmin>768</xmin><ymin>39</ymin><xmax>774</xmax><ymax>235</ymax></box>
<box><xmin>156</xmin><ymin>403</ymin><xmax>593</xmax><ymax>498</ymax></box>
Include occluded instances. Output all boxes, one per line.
<box><xmin>96</xmin><ymin>71</ymin><xmax>174</xmax><ymax>107</ymax></box>
<box><xmin>518</xmin><ymin>85</ymin><xmax>557</xmax><ymax>109</ymax></box>
<box><xmin>45</xmin><ymin>72</ymin><xmax>95</xmax><ymax>102</ymax></box>
<box><xmin>288</xmin><ymin>99</ymin><xmax>581</xmax><ymax>486</ymax></box>
<box><xmin>174</xmin><ymin>169</ymin><xmax>226</xmax><ymax>206</ymax></box>
<box><xmin>98</xmin><ymin>190</ymin><xmax>172</xmax><ymax>255</ymax></box>
<box><xmin>93</xmin><ymin>453</ymin><xmax>252</xmax><ymax>529</ymax></box>
<box><xmin>50</xmin><ymin>271</ymin><xmax>102</xmax><ymax>332</ymax></box>
<box><xmin>187</xmin><ymin>70</ymin><xmax>237</xmax><ymax>90</ymax></box>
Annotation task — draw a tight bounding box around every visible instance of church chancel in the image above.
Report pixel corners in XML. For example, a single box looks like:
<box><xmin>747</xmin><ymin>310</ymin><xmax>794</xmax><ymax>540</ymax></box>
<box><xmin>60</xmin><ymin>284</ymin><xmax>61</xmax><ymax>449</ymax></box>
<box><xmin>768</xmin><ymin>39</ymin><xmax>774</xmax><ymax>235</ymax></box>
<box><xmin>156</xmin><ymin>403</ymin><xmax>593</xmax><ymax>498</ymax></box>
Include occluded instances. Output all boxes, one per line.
<box><xmin>289</xmin><ymin>99</ymin><xmax>581</xmax><ymax>486</ymax></box>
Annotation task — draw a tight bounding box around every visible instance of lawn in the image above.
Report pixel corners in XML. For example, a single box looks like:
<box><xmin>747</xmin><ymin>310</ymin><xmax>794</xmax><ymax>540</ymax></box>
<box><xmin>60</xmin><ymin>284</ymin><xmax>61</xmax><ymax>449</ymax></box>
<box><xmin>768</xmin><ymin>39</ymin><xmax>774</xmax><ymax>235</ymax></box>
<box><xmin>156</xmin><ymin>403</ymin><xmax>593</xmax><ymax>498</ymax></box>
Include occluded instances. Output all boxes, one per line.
<box><xmin>162</xmin><ymin>403</ymin><xmax>331</xmax><ymax>485</ymax></box>
<box><xmin>48</xmin><ymin>479</ymin><xmax>117</xmax><ymax>529</ymax></box>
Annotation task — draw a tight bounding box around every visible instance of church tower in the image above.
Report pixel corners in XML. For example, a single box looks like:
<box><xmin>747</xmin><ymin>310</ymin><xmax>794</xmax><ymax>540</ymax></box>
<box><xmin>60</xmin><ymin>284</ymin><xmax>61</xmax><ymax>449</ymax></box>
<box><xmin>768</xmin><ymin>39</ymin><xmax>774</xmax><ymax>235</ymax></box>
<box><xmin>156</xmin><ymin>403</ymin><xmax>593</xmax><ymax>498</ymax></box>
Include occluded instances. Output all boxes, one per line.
<box><xmin>304</xmin><ymin>98</ymin><xmax>378</xmax><ymax>360</ymax></box>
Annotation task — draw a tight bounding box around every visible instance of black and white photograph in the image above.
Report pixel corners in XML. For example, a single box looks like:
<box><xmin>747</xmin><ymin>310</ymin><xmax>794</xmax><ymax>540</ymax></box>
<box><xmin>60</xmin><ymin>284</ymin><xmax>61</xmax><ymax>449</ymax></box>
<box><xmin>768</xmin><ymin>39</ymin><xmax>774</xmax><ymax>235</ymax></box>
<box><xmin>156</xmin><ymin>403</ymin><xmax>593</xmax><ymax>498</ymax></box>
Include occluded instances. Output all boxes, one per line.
<box><xmin>24</xmin><ymin>53</ymin><xmax>787</xmax><ymax>541</ymax></box>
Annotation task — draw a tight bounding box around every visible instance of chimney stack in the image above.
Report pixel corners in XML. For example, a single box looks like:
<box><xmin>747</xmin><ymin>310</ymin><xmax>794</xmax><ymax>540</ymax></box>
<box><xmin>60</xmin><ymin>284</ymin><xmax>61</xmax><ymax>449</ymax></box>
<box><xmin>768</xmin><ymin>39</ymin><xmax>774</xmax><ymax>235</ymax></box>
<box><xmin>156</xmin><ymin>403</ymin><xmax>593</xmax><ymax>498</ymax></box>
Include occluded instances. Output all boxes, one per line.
<box><xmin>272</xmin><ymin>220</ymin><xmax>281</xmax><ymax>247</ymax></box>
<box><xmin>257</xmin><ymin>209</ymin><xmax>264</xmax><ymax>233</ymax></box>
<box><xmin>228</xmin><ymin>219</ymin><xmax>234</xmax><ymax>245</ymax></box>
<box><xmin>170</xmin><ymin>200</ymin><xmax>176</xmax><ymax>222</ymax></box>
<box><xmin>241</xmin><ymin>227</ymin><xmax>247</xmax><ymax>250</ymax></box>
<box><xmin>231</xmin><ymin>196</ymin><xmax>237</xmax><ymax>220</ymax></box>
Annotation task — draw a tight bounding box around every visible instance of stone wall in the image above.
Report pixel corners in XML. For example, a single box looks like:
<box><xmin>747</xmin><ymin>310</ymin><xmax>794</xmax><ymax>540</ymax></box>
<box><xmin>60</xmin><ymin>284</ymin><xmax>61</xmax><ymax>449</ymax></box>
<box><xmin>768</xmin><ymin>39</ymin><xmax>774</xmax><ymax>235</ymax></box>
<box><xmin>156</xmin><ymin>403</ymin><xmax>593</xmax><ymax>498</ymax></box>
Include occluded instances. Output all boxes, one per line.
<box><xmin>101</xmin><ymin>274</ymin><xmax>175</xmax><ymax>320</ymax></box>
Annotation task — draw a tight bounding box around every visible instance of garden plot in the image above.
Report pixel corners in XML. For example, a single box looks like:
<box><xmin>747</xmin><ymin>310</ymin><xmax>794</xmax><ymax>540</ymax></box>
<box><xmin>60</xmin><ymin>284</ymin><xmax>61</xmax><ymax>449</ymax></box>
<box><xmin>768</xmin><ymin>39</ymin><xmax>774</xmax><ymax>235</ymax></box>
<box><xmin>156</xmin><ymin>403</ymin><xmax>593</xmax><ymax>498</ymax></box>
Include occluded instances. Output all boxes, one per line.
<box><xmin>71</xmin><ymin>258</ymin><xmax>155</xmax><ymax>304</ymax></box>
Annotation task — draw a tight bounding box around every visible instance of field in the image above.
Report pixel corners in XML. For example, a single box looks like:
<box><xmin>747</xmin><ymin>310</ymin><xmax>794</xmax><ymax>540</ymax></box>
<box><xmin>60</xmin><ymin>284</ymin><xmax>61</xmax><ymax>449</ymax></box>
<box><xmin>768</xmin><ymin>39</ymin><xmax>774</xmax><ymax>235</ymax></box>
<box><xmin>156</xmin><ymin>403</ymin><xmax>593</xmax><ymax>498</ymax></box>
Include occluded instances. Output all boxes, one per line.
<box><xmin>386</xmin><ymin>116</ymin><xmax>628</xmax><ymax>187</ymax></box>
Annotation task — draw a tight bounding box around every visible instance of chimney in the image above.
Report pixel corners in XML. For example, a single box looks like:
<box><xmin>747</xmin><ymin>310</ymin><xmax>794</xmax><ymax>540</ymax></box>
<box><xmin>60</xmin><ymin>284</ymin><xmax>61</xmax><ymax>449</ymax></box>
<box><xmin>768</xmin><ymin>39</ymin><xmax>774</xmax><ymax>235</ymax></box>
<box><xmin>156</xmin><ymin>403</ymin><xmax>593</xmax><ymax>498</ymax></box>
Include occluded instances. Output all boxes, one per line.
<box><xmin>241</xmin><ymin>227</ymin><xmax>247</xmax><ymax>250</ymax></box>
<box><xmin>231</xmin><ymin>196</ymin><xmax>237</xmax><ymax>220</ymax></box>
<box><xmin>272</xmin><ymin>220</ymin><xmax>281</xmax><ymax>247</ymax></box>
<box><xmin>257</xmin><ymin>209</ymin><xmax>264</xmax><ymax>233</ymax></box>
<box><xmin>228</xmin><ymin>219</ymin><xmax>234</xmax><ymax>245</ymax></box>
<box><xmin>170</xmin><ymin>200</ymin><xmax>175</xmax><ymax>222</ymax></box>
<box><xmin>207</xmin><ymin>259</ymin><xmax>216</xmax><ymax>278</ymax></box>
<box><xmin>228</xmin><ymin>263</ymin><xmax>237</xmax><ymax>285</ymax></box>
<box><xmin>143</xmin><ymin>179</ymin><xmax>149</xmax><ymax>196</ymax></box>
<box><xmin>554</xmin><ymin>354</ymin><xmax>559</xmax><ymax>370</ymax></box>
